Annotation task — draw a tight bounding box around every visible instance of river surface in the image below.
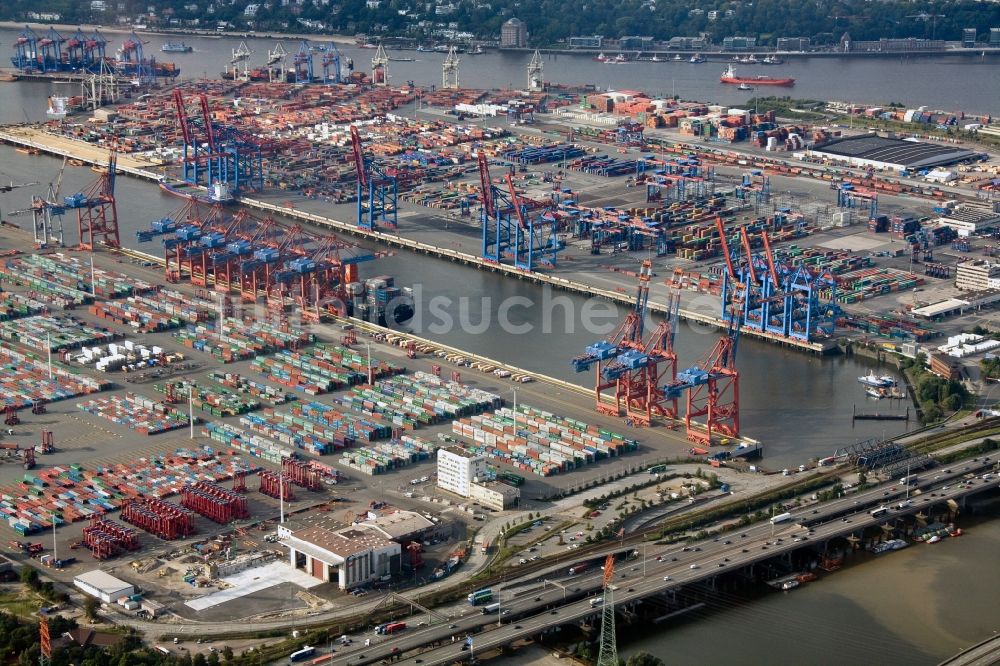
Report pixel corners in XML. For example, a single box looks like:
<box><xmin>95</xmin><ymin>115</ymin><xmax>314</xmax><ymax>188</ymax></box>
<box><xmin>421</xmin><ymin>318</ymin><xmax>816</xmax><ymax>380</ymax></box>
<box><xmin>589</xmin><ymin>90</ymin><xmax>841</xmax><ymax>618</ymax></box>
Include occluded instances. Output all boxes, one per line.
<box><xmin>1</xmin><ymin>27</ymin><xmax>999</xmax><ymax>123</ymax></box>
<box><xmin>621</xmin><ymin>512</ymin><xmax>1000</xmax><ymax>665</ymax></box>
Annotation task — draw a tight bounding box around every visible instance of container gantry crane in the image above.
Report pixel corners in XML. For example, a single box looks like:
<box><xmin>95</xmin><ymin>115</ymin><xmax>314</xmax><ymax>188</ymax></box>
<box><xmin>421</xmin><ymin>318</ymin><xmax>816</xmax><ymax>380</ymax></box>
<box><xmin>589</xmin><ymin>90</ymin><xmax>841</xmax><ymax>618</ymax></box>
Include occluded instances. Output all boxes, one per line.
<box><xmin>573</xmin><ymin>259</ymin><xmax>657</xmax><ymax>419</ymax></box>
<box><xmin>141</xmin><ymin>205</ymin><xmax>375</xmax><ymax>319</ymax></box>
<box><xmin>668</xmin><ymin>216</ymin><xmax>744</xmax><ymax>445</ymax></box>
<box><xmin>292</xmin><ymin>40</ymin><xmax>314</xmax><ymax>84</ymax></box>
<box><xmin>478</xmin><ymin>152</ymin><xmax>560</xmax><ymax>271</ymax></box>
<box><xmin>62</xmin><ymin>147</ymin><xmax>120</xmax><ymax>250</ymax></box>
<box><xmin>173</xmin><ymin>91</ymin><xmax>264</xmax><ymax>196</ymax></box>
<box><xmin>351</xmin><ymin>125</ymin><xmax>398</xmax><ymax>231</ymax></box>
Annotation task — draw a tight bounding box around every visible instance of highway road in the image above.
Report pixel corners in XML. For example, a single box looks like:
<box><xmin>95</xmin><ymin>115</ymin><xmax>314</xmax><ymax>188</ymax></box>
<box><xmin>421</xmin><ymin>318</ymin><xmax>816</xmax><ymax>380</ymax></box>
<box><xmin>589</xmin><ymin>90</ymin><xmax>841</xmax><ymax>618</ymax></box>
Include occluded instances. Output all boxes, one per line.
<box><xmin>324</xmin><ymin>457</ymin><xmax>999</xmax><ymax>666</ymax></box>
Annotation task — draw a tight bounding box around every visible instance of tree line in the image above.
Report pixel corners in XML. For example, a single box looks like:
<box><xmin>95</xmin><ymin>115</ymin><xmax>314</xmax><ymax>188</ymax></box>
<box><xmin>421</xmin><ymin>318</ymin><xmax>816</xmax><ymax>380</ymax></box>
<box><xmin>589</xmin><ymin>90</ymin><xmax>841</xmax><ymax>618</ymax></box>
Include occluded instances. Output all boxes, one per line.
<box><xmin>3</xmin><ymin>0</ymin><xmax>999</xmax><ymax>48</ymax></box>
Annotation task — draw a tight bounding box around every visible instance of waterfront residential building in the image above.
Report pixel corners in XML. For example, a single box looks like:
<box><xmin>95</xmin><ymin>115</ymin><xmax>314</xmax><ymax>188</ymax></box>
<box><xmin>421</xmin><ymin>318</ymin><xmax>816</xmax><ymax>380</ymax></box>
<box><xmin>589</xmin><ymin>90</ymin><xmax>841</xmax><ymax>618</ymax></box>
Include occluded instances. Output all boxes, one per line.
<box><xmin>963</xmin><ymin>28</ymin><xmax>978</xmax><ymax>48</ymax></box>
<box><xmin>722</xmin><ymin>36</ymin><xmax>757</xmax><ymax>51</ymax></box>
<box><xmin>501</xmin><ymin>18</ymin><xmax>528</xmax><ymax>48</ymax></box>
<box><xmin>569</xmin><ymin>35</ymin><xmax>604</xmax><ymax>49</ymax></box>
<box><xmin>990</xmin><ymin>28</ymin><xmax>1000</xmax><ymax>46</ymax></box>
<box><xmin>619</xmin><ymin>36</ymin><xmax>654</xmax><ymax>51</ymax></box>
<box><xmin>776</xmin><ymin>37</ymin><xmax>811</xmax><ymax>51</ymax></box>
<box><xmin>437</xmin><ymin>446</ymin><xmax>487</xmax><ymax>497</ymax></box>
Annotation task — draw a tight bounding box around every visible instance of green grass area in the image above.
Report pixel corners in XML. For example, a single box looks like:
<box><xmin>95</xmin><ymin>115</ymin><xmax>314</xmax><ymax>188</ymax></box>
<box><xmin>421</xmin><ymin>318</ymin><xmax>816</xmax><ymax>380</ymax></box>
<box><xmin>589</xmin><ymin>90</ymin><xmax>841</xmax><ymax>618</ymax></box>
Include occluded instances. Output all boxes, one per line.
<box><xmin>0</xmin><ymin>588</ymin><xmax>42</xmax><ymax>618</ymax></box>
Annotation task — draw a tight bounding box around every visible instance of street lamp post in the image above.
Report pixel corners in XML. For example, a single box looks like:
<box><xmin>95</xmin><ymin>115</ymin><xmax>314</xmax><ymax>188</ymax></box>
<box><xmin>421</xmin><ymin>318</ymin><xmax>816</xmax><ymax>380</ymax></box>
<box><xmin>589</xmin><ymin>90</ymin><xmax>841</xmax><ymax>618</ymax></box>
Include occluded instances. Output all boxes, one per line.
<box><xmin>366</xmin><ymin>341</ymin><xmax>373</xmax><ymax>385</ymax></box>
<box><xmin>510</xmin><ymin>388</ymin><xmax>517</xmax><ymax>432</ymax></box>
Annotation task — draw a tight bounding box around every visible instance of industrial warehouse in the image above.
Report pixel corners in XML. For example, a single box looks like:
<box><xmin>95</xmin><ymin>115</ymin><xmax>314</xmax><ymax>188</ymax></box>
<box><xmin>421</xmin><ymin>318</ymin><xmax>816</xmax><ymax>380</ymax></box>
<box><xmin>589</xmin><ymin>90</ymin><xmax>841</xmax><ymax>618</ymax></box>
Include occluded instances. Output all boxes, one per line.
<box><xmin>804</xmin><ymin>134</ymin><xmax>982</xmax><ymax>172</ymax></box>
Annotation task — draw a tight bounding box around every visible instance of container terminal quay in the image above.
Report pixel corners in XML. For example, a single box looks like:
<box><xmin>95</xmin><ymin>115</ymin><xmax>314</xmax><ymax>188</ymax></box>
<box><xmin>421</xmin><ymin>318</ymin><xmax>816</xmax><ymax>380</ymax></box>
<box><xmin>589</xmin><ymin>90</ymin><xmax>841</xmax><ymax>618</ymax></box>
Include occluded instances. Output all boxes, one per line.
<box><xmin>0</xmin><ymin>36</ymin><xmax>999</xmax><ymax>666</ymax></box>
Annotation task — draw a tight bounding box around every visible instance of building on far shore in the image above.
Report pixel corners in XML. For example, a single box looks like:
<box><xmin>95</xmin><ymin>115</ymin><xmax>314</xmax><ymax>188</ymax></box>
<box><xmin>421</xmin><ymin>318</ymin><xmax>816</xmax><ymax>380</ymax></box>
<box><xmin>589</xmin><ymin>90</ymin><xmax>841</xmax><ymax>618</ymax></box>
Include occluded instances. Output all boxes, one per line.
<box><xmin>501</xmin><ymin>18</ymin><xmax>528</xmax><ymax>48</ymax></box>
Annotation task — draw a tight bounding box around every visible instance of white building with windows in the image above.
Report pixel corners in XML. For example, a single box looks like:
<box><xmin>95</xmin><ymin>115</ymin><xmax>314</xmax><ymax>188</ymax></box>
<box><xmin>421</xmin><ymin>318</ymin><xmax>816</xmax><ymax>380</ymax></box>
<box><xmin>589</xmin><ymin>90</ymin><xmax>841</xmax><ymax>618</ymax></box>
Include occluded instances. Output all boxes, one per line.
<box><xmin>437</xmin><ymin>446</ymin><xmax>486</xmax><ymax>497</ymax></box>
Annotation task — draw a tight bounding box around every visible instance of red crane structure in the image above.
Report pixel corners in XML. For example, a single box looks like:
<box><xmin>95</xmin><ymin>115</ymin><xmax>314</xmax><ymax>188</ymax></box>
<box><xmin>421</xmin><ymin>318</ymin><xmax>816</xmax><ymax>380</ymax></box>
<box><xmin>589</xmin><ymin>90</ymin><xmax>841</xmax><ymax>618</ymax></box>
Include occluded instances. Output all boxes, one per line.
<box><xmin>572</xmin><ymin>259</ymin><xmax>680</xmax><ymax>425</ymax></box>
<box><xmin>68</xmin><ymin>146</ymin><xmax>120</xmax><ymax>250</ymax></box>
<box><xmin>679</xmin><ymin>216</ymin><xmax>744</xmax><ymax>445</ymax></box>
<box><xmin>144</xmin><ymin>202</ymin><xmax>376</xmax><ymax>322</ymax></box>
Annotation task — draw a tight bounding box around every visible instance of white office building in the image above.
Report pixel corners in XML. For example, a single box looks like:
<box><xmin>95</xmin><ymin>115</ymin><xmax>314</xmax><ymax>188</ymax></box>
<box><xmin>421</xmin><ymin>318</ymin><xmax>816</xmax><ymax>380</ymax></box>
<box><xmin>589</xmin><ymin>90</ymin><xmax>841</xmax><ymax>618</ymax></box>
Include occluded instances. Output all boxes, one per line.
<box><xmin>437</xmin><ymin>446</ymin><xmax>487</xmax><ymax>497</ymax></box>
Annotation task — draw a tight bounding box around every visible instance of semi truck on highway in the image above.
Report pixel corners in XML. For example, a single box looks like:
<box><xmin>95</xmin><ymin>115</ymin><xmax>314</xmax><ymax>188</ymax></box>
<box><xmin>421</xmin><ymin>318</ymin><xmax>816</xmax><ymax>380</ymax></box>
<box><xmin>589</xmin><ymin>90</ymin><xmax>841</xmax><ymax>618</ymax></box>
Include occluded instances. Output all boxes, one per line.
<box><xmin>770</xmin><ymin>512</ymin><xmax>794</xmax><ymax>524</ymax></box>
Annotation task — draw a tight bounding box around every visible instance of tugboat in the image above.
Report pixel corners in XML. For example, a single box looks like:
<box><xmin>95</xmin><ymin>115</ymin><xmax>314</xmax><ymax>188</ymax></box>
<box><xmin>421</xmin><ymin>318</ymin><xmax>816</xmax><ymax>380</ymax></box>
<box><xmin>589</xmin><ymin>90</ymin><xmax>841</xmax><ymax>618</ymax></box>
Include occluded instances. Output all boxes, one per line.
<box><xmin>719</xmin><ymin>64</ymin><xmax>794</xmax><ymax>86</ymax></box>
<box><xmin>690</xmin><ymin>53</ymin><xmax>706</xmax><ymax>63</ymax></box>
<box><xmin>762</xmin><ymin>55</ymin><xmax>784</xmax><ymax>65</ymax></box>
<box><xmin>738</xmin><ymin>82</ymin><xmax>753</xmax><ymax>91</ymax></box>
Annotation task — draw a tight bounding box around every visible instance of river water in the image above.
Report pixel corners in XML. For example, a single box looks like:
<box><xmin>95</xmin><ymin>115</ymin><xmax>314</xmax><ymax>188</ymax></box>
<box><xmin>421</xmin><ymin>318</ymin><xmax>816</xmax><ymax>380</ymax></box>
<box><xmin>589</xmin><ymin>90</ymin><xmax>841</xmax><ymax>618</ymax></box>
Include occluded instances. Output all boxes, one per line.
<box><xmin>621</xmin><ymin>512</ymin><xmax>1000</xmax><ymax>665</ymax></box>
<box><xmin>1</xmin><ymin>27</ymin><xmax>999</xmax><ymax>122</ymax></box>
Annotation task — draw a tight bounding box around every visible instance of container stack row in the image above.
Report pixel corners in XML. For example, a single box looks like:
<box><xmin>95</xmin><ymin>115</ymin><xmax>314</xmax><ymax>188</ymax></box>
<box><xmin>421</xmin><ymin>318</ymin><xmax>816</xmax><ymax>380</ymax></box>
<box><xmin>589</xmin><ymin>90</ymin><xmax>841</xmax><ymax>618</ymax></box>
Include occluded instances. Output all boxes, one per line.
<box><xmin>76</xmin><ymin>393</ymin><xmax>193</xmax><ymax>435</ymax></box>
<box><xmin>0</xmin><ymin>293</ymin><xmax>48</xmax><ymax>322</ymax></box>
<box><xmin>251</xmin><ymin>349</ymin><xmax>365</xmax><ymax>395</ymax></box>
<box><xmin>174</xmin><ymin>318</ymin><xmax>313</xmax><ymax>363</ymax></box>
<box><xmin>0</xmin><ymin>258</ymin><xmax>92</xmax><ymax>308</ymax></box>
<box><xmin>450</xmin><ymin>405</ymin><xmax>638</xmax><ymax>477</ymax></box>
<box><xmin>0</xmin><ymin>315</ymin><xmax>120</xmax><ymax>352</ymax></box>
<box><xmin>0</xmin><ymin>344</ymin><xmax>108</xmax><ymax>410</ymax></box>
<box><xmin>203</xmin><ymin>422</ymin><xmax>295</xmax><ymax>464</ymax></box>
<box><xmin>1</xmin><ymin>449</ymin><xmax>254</xmax><ymax>534</ymax></box>
<box><xmin>338</xmin><ymin>435</ymin><xmax>437</xmax><ymax>476</ymax></box>
<box><xmin>335</xmin><ymin>371</ymin><xmax>501</xmax><ymax>428</ymax></box>
<box><xmin>153</xmin><ymin>380</ymin><xmax>261</xmax><ymax>417</ymax></box>
<box><xmin>208</xmin><ymin>371</ymin><xmax>296</xmax><ymax>405</ymax></box>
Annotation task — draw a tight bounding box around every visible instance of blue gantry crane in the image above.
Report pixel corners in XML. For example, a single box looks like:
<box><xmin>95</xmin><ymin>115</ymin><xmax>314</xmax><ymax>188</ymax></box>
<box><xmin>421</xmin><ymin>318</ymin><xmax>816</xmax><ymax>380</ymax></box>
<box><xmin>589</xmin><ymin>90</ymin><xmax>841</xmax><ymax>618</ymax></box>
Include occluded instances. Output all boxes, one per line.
<box><xmin>478</xmin><ymin>152</ymin><xmax>561</xmax><ymax>271</ymax></box>
<box><xmin>351</xmin><ymin>125</ymin><xmax>398</xmax><ymax>231</ymax></box>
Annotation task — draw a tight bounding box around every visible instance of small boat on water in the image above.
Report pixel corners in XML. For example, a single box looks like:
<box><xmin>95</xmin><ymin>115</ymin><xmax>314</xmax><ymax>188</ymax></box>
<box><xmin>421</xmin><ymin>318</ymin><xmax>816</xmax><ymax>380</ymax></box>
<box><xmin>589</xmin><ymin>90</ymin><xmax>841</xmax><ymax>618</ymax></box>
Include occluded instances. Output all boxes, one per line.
<box><xmin>690</xmin><ymin>54</ymin><xmax>706</xmax><ymax>63</ymax></box>
<box><xmin>762</xmin><ymin>55</ymin><xmax>784</xmax><ymax>65</ymax></box>
<box><xmin>161</xmin><ymin>42</ymin><xmax>193</xmax><ymax>53</ymax></box>
<box><xmin>865</xmin><ymin>387</ymin><xmax>886</xmax><ymax>399</ymax></box>
<box><xmin>389</xmin><ymin>56</ymin><xmax>415</xmax><ymax>62</ymax></box>
<box><xmin>781</xmin><ymin>580</ymin><xmax>800</xmax><ymax>591</ymax></box>
<box><xmin>671</xmin><ymin>54</ymin><xmax>683</xmax><ymax>61</ymax></box>
<box><xmin>858</xmin><ymin>371</ymin><xmax>892</xmax><ymax>388</ymax></box>
<box><xmin>738</xmin><ymin>82</ymin><xmax>753</xmax><ymax>90</ymax></box>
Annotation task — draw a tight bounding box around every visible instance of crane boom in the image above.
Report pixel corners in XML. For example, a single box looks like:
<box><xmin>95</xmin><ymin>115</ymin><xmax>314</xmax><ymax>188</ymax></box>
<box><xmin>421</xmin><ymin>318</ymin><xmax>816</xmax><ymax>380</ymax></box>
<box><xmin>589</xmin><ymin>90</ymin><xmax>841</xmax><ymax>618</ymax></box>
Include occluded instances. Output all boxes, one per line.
<box><xmin>477</xmin><ymin>151</ymin><xmax>493</xmax><ymax>218</ymax></box>
<box><xmin>760</xmin><ymin>229</ymin><xmax>780</xmax><ymax>287</ymax></box>
<box><xmin>602</xmin><ymin>554</ymin><xmax>615</xmax><ymax>588</ymax></box>
<box><xmin>715</xmin><ymin>216</ymin><xmax>736</xmax><ymax>279</ymax></box>
<box><xmin>505</xmin><ymin>173</ymin><xmax>529</xmax><ymax>230</ymax></box>
<box><xmin>350</xmin><ymin>125</ymin><xmax>368</xmax><ymax>189</ymax></box>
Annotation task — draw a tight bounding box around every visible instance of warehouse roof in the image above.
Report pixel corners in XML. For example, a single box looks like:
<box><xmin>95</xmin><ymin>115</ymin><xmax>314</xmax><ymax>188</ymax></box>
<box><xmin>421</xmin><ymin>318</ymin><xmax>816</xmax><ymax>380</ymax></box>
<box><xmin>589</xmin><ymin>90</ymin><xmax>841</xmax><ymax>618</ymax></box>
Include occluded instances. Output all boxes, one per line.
<box><xmin>812</xmin><ymin>135</ymin><xmax>979</xmax><ymax>169</ymax></box>
<box><xmin>73</xmin><ymin>570</ymin><xmax>134</xmax><ymax>594</ymax></box>
<box><xmin>363</xmin><ymin>510</ymin><xmax>434</xmax><ymax>540</ymax></box>
<box><xmin>284</xmin><ymin>526</ymin><xmax>397</xmax><ymax>562</ymax></box>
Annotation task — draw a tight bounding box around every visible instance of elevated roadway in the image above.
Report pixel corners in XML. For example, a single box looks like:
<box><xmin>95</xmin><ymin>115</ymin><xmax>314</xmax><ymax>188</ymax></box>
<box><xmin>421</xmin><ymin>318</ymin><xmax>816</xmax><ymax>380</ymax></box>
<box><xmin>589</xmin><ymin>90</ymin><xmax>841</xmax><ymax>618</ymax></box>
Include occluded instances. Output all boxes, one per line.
<box><xmin>939</xmin><ymin>634</ymin><xmax>1000</xmax><ymax>666</ymax></box>
<box><xmin>325</xmin><ymin>458</ymin><xmax>999</xmax><ymax>665</ymax></box>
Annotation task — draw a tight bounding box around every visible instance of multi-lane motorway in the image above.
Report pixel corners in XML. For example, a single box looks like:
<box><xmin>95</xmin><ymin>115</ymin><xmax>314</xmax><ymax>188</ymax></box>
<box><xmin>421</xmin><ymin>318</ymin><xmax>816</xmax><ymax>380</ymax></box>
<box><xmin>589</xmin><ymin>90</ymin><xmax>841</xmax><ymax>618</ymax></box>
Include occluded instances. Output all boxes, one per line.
<box><xmin>326</xmin><ymin>458</ymin><xmax>998</xmax><ymax>666</ymax></box>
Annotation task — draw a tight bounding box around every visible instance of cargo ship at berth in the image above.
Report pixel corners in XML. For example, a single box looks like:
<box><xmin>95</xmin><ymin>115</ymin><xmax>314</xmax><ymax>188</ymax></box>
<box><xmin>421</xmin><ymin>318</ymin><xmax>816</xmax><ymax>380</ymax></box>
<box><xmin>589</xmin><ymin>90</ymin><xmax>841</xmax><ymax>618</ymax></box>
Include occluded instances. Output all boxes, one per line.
<box><xmin>720</xmin><ymin>64</ymin><xmax>794</xmax><ymax>86</ymax></box>
<box><xmin>160</xmin><ymin>180</ymin><xmax>236</xmax><ymax>205</ymax></box>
